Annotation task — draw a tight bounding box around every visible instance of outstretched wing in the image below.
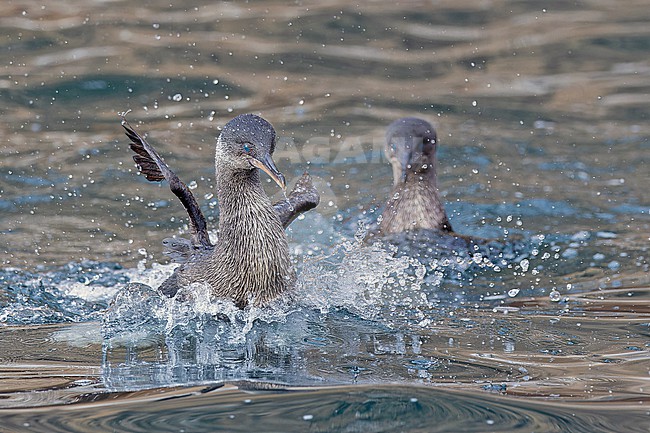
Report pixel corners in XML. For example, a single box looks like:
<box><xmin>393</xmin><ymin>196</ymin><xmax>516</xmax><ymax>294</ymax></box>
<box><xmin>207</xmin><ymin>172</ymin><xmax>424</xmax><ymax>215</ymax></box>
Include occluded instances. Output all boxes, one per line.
<box><xmin>273</xmin><ymin>172</ymin><xmax>320</xmax><ymax>228</ymax></box>
<box><xmin>120</xmin><ymin>115</ymin><xmax>212</xmax><ymax>249</ymax></box>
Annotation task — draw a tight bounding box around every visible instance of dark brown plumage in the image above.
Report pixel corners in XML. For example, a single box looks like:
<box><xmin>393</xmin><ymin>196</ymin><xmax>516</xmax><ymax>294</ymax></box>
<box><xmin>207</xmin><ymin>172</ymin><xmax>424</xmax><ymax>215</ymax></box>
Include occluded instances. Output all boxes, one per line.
<box><xmin>121</xmin><ymin>113</ymin><xmax>319</xmax><ymax>308</ymax></box>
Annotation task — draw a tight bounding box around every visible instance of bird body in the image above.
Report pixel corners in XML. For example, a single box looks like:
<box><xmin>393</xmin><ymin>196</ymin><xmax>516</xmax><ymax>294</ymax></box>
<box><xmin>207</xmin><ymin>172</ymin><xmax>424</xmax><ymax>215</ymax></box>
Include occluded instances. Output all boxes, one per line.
<box><xmin>122</xmin><ymin>113</ymin><xmax>318</xmax><ymax>308</ymax></box>
<box><xmin>176</xmin><ymin>165</ymin><xmax>294</xmax><ymax>307</ymax></box>
<box><xmin>380</xmin><ymin>179</ymin><xmax>451</xmax><ymax>234</ymax></box>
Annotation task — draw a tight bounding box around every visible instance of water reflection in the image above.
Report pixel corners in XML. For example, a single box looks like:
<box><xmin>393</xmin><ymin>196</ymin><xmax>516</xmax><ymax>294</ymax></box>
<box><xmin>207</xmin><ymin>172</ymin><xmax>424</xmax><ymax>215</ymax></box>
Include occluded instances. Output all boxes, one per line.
<box><xmin>96</xmin><ymin>280</ymin><xmax>650</xmax><ymax>396</ymax></box>
<box><xmin>2</xmin><ymin>382</ymin><xmax>650</xmax><ymax>433</ymax></box>
<box><xmin>1</xmin><ymin>284</ymin><xmax>650</xmax><ymax>430</ymax></box>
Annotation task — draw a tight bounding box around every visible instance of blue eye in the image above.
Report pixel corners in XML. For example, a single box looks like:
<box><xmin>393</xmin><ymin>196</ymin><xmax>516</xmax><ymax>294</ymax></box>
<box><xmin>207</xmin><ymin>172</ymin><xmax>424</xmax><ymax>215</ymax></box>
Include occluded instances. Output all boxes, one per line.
<box><xmin>243</xmin><ymin>144</ymin><xmax>250</xmax><ymax>152</ymax></box>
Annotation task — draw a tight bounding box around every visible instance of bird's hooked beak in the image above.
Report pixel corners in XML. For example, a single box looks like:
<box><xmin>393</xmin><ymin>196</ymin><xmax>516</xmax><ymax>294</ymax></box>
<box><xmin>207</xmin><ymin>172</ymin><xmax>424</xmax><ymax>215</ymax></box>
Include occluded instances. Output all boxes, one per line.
<box><xmin>248</xmin><ymin>153</ymin><xmax>287</xmax><ymax>190</ymax></box>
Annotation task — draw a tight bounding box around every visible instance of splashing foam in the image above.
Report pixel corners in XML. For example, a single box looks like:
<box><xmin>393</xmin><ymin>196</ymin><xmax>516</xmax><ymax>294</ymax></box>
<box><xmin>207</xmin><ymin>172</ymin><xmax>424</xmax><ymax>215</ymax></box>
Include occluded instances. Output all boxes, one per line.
<box><xmin>103</xmin><ymin>225</ymin><xmax>434</xmax><ymax>341</ymax></box>
<box><xmin>103</xmin><ymin>223</ymin><xmax>560</xmax><ymax>342</ymax></box>
<box><xmin>296</xmin><ymin>236</ymin><xmax>429</xmax><ymax>322</ymax></box>
<box><xmin>103</xmin><ymin>269</ymin><xmax>300</xmax><ymax>345</ymax></box>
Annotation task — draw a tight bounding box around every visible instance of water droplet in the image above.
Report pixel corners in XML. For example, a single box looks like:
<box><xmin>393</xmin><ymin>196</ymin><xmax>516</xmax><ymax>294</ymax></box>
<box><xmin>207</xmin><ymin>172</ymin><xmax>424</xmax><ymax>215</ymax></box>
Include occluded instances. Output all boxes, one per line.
<box><xmin>549</xmin><ymin>290</ymin><xmax>561</xmax><ymax>302</ymax></box>
<box><xmin>508</xmin><ymin>288</ymin><xmax>520</xmax><ymax>297</ymax></box>
<box><xmin>172</xmin><ymin>93</ymin><xmax>182</xmax><ymax>102</ymax></box>
<box><xmin>519</xmin><ymin>259</ymin><xmax>529</xmax><ymax>272</ymax></box>
<box><xmin>282</xmin><ymin>190</ymin><xmax>294</xmax><ymax>212</ymax></box>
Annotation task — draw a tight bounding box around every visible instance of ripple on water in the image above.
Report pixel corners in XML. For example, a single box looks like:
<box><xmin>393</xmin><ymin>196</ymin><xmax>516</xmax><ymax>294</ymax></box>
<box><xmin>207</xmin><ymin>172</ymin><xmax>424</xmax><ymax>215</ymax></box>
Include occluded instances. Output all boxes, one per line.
<box><xmin>0</xmin><ymin>384</ymin><xmax>648</xmax><ymax>433</ymax></box>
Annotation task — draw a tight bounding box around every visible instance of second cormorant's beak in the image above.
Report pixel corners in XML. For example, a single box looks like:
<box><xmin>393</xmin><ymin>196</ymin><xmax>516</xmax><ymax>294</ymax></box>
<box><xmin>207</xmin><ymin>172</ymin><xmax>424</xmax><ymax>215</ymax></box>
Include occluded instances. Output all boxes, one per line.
<box><xmin>249</xmin><ymin>153</ymin><xmax>287</xmax><ymax>190</ymax></box>
<box><xmin>392</xmin><ymin>136</ymin><xmax>428</xmax><ymax>186</ymax></box>
<box><xmin>397</xmin><ymin>150</ymin><xmax>411</xmax><ymax>185</ymax></box>
<box><xmin>390</xmin><ymin>139</ymin><xmax>415</xmax><ymax>186</ymax></box>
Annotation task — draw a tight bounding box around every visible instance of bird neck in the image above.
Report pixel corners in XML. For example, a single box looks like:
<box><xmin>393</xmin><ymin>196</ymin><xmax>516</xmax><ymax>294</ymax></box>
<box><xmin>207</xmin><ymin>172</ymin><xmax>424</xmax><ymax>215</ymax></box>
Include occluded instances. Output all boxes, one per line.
<box><xmin>215</xmin><ymin>167</ymin><xmax>278</xmax><ymax>233</ymax></box>
<box><xmin>214</xmin><ymin>165</ymin><xmax>293</xmax><ymax>305</ymax></box>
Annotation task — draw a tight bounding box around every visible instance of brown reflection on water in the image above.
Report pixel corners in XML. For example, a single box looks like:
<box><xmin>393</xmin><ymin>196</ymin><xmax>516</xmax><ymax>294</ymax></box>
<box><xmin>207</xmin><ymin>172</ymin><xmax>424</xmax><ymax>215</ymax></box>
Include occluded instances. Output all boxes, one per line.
<box><xmin>0</xmin><ymin>287</ymin><xmax>649</xmax><ymax>409</ymax></box>
<box><xmin>1</xmin><ymin>383</ymin><xmax>650</xmax><ymax>432</ymax></box>
<box><xmin>2</xmin><ymin>0</ymin><xmax>650</xmax><ymax>124</ymax></box>
<box><xmin>282</xmin><ymin>286</ymin><xmax>650</xmax><ymax>402</ymax></box>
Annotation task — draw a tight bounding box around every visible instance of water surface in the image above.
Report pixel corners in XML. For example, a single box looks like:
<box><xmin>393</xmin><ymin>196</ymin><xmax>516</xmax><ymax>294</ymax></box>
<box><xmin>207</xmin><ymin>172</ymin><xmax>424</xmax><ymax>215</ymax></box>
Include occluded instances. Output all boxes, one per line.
<box><xmin>1</xmin><ymin>0</ymin><xmax>649</xmax><ymax>431</ymax></box>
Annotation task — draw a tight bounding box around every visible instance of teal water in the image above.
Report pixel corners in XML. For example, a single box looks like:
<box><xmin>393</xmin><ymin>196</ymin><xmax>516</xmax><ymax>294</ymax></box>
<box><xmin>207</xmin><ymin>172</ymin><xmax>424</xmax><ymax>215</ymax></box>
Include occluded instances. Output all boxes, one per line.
<box><xmin>1</xmin><ymin>0</ymin><xmax>650</xmax><ymax>431</ymax></box>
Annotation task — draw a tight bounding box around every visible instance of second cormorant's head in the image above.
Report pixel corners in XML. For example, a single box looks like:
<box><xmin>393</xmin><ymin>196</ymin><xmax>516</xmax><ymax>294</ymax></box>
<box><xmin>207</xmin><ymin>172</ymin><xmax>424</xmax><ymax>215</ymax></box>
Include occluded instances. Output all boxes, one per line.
<box><xmin>384</xmin><ymin>117</ymin><xmax>438</xmax><ymax>187</ymax></box>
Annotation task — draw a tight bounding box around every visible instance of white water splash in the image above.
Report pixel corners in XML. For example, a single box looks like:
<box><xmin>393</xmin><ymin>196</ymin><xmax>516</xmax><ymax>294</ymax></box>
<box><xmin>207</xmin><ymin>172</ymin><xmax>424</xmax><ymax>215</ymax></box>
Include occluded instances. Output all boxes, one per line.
<box><xmin>296</xmin><ymin>230</ymin><xmax>429</xmax><ymax>322</ymax></box>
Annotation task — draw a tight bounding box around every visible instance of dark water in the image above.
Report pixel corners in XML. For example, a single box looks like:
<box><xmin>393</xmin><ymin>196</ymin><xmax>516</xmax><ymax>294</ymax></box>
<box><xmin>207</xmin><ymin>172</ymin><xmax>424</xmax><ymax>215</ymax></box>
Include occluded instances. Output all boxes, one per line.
<box><xmin>2</xmin><ymin>384</ymin><xmax>650</xmax><ymax>433</ymax></box>
<box><xmin>1</xmin><ymin>0</ymin><xmax>650</xmax><ymax>431</ymax></box>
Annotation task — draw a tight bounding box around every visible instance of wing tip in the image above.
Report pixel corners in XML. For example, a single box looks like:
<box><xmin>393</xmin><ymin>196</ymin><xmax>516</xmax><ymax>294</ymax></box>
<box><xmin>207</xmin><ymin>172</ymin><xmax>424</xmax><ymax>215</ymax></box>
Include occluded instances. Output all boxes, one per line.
<box><xmin>120</xmin><ymin>112</ymin><xmax>165</xmax><ymax>182</ymax></box>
